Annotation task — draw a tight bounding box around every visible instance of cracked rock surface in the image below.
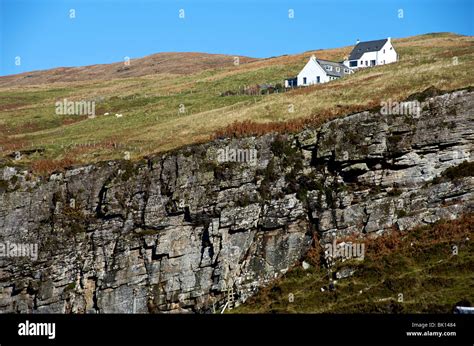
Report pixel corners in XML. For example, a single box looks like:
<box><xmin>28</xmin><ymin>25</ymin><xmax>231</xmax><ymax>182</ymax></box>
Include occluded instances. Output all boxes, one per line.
<box><xmin>0</xmin><ymin>89</ymin><xmax>472</xmax><ymax>313</ymax></box>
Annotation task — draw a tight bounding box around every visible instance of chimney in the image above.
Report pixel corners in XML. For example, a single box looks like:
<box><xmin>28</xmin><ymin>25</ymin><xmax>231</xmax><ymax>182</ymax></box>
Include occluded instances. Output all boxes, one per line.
<box><xmin>388</xmin><ymin>37</ymin><xmax>391</xmax><ymax>42</ymax></box>
<box><xmin>356</xmin><ymin>39</ymin><xmax>360</xmax><ymax>44</ymax></box>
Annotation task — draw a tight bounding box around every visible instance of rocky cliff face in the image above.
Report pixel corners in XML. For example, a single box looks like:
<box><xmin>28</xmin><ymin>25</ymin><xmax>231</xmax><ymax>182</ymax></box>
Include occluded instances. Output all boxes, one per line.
<box><xmin>0</xmin><ymin>89</ymin><xmax>472</xmax><ymax>313</ymax></box>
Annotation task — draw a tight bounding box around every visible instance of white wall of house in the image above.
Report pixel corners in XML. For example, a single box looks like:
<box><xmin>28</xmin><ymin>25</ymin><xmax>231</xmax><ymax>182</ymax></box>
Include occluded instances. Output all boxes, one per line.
<box><xmin>297</xmin><ymin>56</ymin><xmax>329</xmax><ymax>86</ymax></box>
<box><xmin>380</xmin><ymin>39</ymin><xmax>398</xmax><ymax>64</ymax></box>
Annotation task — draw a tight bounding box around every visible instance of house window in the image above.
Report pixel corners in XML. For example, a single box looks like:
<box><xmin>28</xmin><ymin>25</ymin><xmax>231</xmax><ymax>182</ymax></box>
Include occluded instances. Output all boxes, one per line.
<box><xmin>371</xmin><ymin>60</ymin><xmax>376</xmax><ymax>66</ymax></box>
<box><xmin>344</xmin><ymin>68</ymin><xmax>349</xmax><ymax>73</ymax></box>
<box><xmin>365</xmin><ymin>61</ymin><xmax>368</xmax><ymax>66</ymax></box>
<box><xmin>383</xmin><ymin>49</ymin><xmax>385</xmax><ymax>53</ymax></box>
<box><xmin>350</xmin><ymin>61</ymin><xmax>357</xmax><ymax>67</ymax></box>
<box><xmin>303</xmin><ymin>77</ymin><xmax>307</xmax><ymax>84</ymax></box>
<box><xmin>325</xmin><ymin>65</ymin><xmax>332</xmax><ymax>71</ymax></box>
<box><xmin>336</xmin><ymin>67</ymin><xmax>340</xmax><ymax>72</ymax></box>
<box><xmin>317</xmin><ymin>76</ymin><xmax>320</xmax><ymax>83</ymax></box>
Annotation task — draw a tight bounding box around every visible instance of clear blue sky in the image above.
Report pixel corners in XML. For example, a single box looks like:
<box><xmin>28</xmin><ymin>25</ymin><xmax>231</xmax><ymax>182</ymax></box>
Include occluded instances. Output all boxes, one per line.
<box><xmin>0</xmin><ymin>0</ymin><xmax>472</xmax><ymax>76</ymax></box>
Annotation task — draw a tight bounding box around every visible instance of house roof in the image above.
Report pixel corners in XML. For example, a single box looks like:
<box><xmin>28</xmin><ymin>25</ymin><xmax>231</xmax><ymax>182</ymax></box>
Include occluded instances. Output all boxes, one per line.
<box><xmin>348</xmin><ymin>39</ymin><xmax>388</xmax><ymax>60</ymax></box>
<box><xmin>316</xmin><ymin>59</ymin><xmax>351</xmax><ymax>78</ymax></box>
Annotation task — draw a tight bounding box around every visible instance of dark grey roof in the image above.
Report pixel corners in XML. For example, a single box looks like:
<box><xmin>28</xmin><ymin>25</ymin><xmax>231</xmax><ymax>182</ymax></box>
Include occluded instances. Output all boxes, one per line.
<box><xmin>348</xmin><ymin>39</ymin><xmax>388</xmax><ymax>60</ymax></box>
<box><xmin>316</xmin><ymin>59</ymin><xmax>351</xmax><ymax>78</ymax></box>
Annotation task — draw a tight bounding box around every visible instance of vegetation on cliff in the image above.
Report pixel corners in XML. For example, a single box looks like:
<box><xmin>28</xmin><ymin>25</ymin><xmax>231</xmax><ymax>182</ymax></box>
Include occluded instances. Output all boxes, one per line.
<box><xmin>233</xmin><ymin>214</ymin><xmax>474</xmax><ymax>313</ymax></box>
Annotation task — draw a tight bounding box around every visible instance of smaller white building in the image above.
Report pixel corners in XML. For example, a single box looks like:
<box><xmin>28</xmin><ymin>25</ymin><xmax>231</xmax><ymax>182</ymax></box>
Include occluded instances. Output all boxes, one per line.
<box><xmin>296</xmin><ymin>55</ymin><xmax>352</xmax><ymax>87</ymax></box>
<box><xmin>344</xmin><ymin>37</ymin><xmax>397</xmax><ymax>69</ymax></box>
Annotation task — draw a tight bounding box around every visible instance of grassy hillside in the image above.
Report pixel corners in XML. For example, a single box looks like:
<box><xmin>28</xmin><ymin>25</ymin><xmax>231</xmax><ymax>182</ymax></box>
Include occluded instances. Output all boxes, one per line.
<box><xmin>0</xmin><ymin>52</ymin><xmax>257</xmax><ymax>87</ymax></box>
<box><xmin>231</xmin><ymin>214</ymin><xmax>474</xmax><ymax>314</ymax></box>
<box><xmin>0</xmin><ymin>33</ymin><xmax>473</xmax><ymax>172</ymax></box>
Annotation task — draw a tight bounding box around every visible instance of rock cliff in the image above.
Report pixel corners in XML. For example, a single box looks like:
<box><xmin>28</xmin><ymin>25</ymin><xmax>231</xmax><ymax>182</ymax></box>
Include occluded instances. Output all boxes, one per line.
<box><xmin>0</xmin><ymin>89</ymin><xmax>472</xmax><ymax>313</ymax></box>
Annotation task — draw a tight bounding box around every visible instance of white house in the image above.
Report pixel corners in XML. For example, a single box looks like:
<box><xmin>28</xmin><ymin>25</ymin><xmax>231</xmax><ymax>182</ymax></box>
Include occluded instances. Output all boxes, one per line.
<box><xmin>294</xmin><ymin>55</ymin><xmax>352</xmax><ymax>87</ymax></box>
<box><xmin>344</xmin><ymin>37</ymin><xmax>397</xmax><ymax>69</ymax></box>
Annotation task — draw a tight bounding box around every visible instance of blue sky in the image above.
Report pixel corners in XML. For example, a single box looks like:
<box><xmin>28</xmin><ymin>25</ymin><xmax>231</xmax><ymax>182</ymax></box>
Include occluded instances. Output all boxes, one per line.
<box><xmin>0</xmin><ymin>0</ymin><xmax>472</xmax><ymax>76</ymax></box>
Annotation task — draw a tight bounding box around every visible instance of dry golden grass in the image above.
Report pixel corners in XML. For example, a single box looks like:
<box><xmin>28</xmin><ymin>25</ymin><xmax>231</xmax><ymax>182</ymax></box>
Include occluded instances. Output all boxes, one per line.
<box><xmin>0</xmin><ymin>33</ymin><xmax>473</xmax><ymax>171</ymax></box>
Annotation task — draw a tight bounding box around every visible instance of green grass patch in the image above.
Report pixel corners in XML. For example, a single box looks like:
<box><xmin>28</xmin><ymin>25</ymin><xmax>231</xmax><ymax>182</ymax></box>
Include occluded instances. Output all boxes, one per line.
<box><xmin>231</xmin><ymin>214</ymin><xmax>474</xmax><ymax>313</ymax></box>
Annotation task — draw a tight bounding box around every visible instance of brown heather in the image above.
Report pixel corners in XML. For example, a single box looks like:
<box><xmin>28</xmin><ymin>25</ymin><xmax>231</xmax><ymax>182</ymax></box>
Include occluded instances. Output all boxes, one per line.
<box><xmin>0</xmin><ymin>33</ymin><xmax>473</xmax><ymax>168</ymax></box>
